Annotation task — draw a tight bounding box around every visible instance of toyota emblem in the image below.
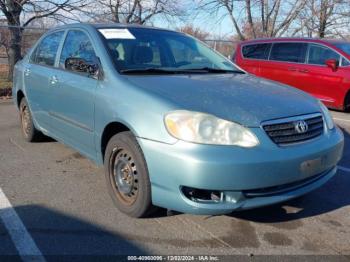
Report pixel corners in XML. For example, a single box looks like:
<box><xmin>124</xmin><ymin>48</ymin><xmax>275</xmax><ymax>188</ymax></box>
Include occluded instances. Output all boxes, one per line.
<box><xmin>294</xmin><ymin>120</ymin><xmax>308</xmax><ymax>134</ymax></box>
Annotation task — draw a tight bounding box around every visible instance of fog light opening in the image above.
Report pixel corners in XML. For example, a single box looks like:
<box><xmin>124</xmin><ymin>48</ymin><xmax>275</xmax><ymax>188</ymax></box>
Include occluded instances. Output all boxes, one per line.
<box><xmin>182</xmin><ymin>187</ymin><xmax>223</xmax><ymax>203</ymax></box>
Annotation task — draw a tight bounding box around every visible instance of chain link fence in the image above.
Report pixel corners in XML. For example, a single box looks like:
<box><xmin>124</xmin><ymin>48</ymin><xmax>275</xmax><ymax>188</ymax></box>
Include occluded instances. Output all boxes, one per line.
<box><xmin>0</xmin><ymin>25</ymin><xmax>238</xmax><ymax>97</ymax></box>
<box><xmin>0</xmin><ymin>26</ymin><xmax>47</xmax><ymax>97</ymax></box>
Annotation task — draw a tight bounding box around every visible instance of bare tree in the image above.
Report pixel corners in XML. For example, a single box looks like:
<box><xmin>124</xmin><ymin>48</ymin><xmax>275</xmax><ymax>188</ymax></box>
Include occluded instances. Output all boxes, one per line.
<box><xmin>177</xmin><ymin>24</ymin><xmax>210</xmax><ymax>40</ymax></box>
<box><xmin>88</xmin><ymin>0</ymin><xmax>185</xmax><ymax>25</ymax></box>
<box><xmin>295</xmin><ymin>0</ymin><xmax>350</xmax><ymax>38</ymax></box>
<box><xmin>0</xmin><ymin>0</ymin><xmax>88</xmax><ymax>80</ymax></box>
<box><xmin>197</xmin><ymin>0</ymin><xmax>307</xmax><ymax>40</ymax></box>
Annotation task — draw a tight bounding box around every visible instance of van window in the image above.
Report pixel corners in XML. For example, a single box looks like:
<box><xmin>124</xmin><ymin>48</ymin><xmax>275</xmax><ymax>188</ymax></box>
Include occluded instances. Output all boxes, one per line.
<box><xmin>242</xmin><ymin>44</ymin><xmax>271</xmax><ymax>59</ymax></box>
<box><xmin>270</xmin><ymin>43</ymin><xmax>307</xmax><ymax>63</ymax></box>
<box><xmin>59</xmin><ymin>30</ymin><xmax>97</xmax><ymax>70</ymax></box>
<box><xmin>308</xmin><ymin>44</ymin><xmax>340</xmax><ymax>65</ymax></box>
<box><xmin>342</xmin><ymin>58</ymin><xmax>350</xmax><ymax>66</ymax></box>
<box><xmin>31</xmin><ymin>31</ymin><xmax>64</xmax><ymax>66</ymax></box>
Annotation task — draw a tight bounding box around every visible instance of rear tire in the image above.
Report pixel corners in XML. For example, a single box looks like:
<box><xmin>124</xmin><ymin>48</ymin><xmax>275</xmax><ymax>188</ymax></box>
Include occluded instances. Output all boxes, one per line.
<box><xmin>104</xmin><ymin>131</ymin><xmax>155</xmax><ymax>218</ymax></box>
<box><xmin>19</xmin><ymin>98</ymin><xmax>42</xmax><ymax>142</ymax></box>
<box><xmin>344</xmin><ymin>91</ymin><xmax>350</xmax><ymax>112</ymax></box>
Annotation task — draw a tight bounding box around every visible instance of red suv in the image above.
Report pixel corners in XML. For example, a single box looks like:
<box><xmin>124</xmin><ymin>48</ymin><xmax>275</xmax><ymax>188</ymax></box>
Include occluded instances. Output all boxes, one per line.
<box><xmin>234</xmin><ymin>38</ymin><xmax>350</xmax><ymax>111</ymax></box>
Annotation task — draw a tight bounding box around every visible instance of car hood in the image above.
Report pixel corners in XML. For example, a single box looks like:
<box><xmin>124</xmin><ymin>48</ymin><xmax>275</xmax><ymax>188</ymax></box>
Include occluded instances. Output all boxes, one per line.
<box><xmin>126</xmin><ymin>73</ymin><xmax>321</xmax><ymax>127</ymax></box>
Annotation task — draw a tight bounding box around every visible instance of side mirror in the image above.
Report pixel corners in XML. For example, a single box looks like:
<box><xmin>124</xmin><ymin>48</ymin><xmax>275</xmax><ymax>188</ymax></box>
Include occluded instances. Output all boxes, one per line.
<box><xmin>65</xmin><ymin>57</ymin><xmax>99</xmax><ymax>78</ymax></box>
<box><xmin>325</xmin><ymin>59</ymin><xmax>339</xmax><ymax>72</ymax></box>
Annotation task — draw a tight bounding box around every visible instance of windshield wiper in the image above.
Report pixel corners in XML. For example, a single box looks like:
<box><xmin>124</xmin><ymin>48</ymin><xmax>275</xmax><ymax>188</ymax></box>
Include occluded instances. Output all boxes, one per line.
<box><xmin>120</xmin><ymin>67</ymin><xmax>245</xmax><ymax>75</ymax></box>
<box><xmin>182</xmin><ymin>67</ymin><xmax>245</xmax><ymax>74</ymax></box>
<box><xmin>120</xmin><ymin>68</ymin><xmax>178</xmax><ymax>74</ymax></box>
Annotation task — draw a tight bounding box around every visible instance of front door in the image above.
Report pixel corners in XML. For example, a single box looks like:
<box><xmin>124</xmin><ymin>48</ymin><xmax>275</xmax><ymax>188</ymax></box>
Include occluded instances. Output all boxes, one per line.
<box><xmin>49</xmin><ymin>29</ymin><xmax>98</xmax><ymax>159</ymax></box>
<box><xmin>302</xmin><ymin>44</ymin><xmax>346</xmax><ymax>107</ymax></box>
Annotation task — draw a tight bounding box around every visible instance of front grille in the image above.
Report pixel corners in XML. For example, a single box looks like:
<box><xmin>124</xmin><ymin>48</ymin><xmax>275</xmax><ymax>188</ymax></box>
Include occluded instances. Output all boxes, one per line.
<box><xmin>263</xmin><ymin>115</ymin><xmax>324</xmax><ymax>145</ymax></box>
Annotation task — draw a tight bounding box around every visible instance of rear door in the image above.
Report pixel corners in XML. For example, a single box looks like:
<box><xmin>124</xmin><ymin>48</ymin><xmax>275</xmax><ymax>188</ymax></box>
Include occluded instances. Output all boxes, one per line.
<box><xmin>49</xmin><ymin>29</ymin><xmax>98</xmax><ymax>159</ymax></box>
<box><xmin>23</xmin><ymin>31</ymin><xmax>65</xmax><ymax>131</ymax></box>
<box><xmin>239</xmin><ymin>43</ymin><xmax>271</xmax><ymax>76</ymax></box>
<box><xmin>303</xmin><ymin>43</ymin><xmax>347</xmax><ymax>107</ymax></box>
<box><xmin>259</xmin><ymin>42</ymin><xmax>308</xmax><ymax>89</ymax></box>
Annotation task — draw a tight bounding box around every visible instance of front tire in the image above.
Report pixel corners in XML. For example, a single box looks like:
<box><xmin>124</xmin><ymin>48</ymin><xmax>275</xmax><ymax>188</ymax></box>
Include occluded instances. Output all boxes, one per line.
<box><xmin>104</xmin><ymin>131</ymin><xmax>154</xmax><ymax>218</ymax></box>
<box><xmin>19</xmin><ymin>98</ymin><xmax>42</xmax><ymax>142</ymax></box>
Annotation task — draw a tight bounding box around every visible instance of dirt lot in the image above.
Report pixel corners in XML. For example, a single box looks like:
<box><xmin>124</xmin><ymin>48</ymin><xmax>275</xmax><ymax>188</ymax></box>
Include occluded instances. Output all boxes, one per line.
<box><xmin>0</xmin><ymin>100</ymin><xmax>349</xmax><ymax>260</ymax></box>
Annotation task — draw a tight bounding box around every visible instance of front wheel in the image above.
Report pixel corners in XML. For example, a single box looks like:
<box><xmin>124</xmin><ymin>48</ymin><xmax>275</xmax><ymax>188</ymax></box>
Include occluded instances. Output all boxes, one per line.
<box><xmin>104</xmin><ymin>131</ymin><xmax>155</xmax><ymax>218</ymax></box>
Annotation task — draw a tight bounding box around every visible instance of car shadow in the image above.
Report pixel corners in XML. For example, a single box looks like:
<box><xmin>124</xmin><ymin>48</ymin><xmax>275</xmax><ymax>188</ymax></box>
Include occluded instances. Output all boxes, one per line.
<box><xmin>329</xmin><ymin>107</ymin><xmax>350</xmax><ymax>113</ymax></box>
<box><xmin>2</xmin><ymin>205</ymin><xmax>147</xmax><ymax>259</ymax></box>
<box><xmin>33</xmin><ymin>134</ymin><xmax>56</xmax><ymax>143</ymax></box>
<box><xmin>338</xmin><ymin>126</ymin><xmax>350</xmax><ymax>166</ymax></box>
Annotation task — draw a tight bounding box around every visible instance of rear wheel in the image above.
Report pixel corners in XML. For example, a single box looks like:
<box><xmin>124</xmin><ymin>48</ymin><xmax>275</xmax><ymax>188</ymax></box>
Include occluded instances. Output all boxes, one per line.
<box><xmin>344</xmin><ymin>91</ymin><xmax>350</xmax><ymax>112</ymax></box>
<box><xmin>104</xmin><ymin>131</ymin><xmax>155</xmax><ymax>218</ymax></box>
<box><xmin>19</xmin><ymin>98</ymin><xmax>42</xmax><ymax>142</ymax></box>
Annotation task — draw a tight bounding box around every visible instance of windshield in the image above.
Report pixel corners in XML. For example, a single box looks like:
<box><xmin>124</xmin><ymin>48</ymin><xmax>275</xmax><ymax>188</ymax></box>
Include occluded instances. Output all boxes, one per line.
<box><xmin>98</xmin><ymin>27</ymin><xmax>242</xmax><ymax>74</ymax></box>
<box><xmin>334</xmin><ymin>43</ymin><xmax>350</xmax><ymax>56</ymax></box>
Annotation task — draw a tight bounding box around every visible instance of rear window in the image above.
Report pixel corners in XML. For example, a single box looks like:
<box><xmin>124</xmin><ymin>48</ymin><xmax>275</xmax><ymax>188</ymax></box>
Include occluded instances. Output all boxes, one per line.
<box><xmin>30</xmin><ymin>31</ymin><xmax>64</xmax><ymax>66</ymax></box>
<box><xmin>270</xmin><ymin>43</ymin><xmax>307</xmax><ymax>63</ymax></box>
<box><xmin>242</xmin><ymin>44</ymin><xmax>271</xmax><ymax>59</ymax></box>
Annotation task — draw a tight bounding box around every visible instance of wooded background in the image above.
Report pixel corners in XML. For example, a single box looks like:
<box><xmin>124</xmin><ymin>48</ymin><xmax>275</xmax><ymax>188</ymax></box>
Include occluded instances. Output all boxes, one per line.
<box><xmin>0</xmin><ymin>0</ymin><xmax>349</xmax><ymax>88</ymax></box>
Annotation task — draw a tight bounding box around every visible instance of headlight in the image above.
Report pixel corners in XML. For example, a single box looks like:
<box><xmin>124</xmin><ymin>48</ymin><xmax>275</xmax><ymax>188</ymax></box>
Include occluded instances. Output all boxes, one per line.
<box><xmin>164</xmin><ymin>110</ymin><xmax>259</xmax><ymax>147</ymax></box>
<box><xmin>318</xmin><ymin>100</ymin><xmax>334</xmax><ymax>130</ymax></box>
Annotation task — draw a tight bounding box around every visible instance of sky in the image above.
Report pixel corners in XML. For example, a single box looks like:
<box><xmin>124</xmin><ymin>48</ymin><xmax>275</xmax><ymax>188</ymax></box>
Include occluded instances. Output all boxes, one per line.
<box><xmin>0</xmin><ymin>0</ymin><xmax>237</xmax><ymax>38</ymax></box>
<box><xmin>151</xmin><ymin>1</ymin><xmax>237</xmax><ymax>39</ymax></box>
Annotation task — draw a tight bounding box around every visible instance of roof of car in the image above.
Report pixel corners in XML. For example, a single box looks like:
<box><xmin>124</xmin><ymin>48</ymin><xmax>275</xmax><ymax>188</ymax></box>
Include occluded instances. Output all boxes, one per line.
<box><xmin>49</xmin><ymin>22</ymin><xmax>177</xmax><ymax>34</ymax></box>
<box><xmin>240</xmin><ymin>37</ymin><xmax>349</xmax><ymax>45</ymax></box>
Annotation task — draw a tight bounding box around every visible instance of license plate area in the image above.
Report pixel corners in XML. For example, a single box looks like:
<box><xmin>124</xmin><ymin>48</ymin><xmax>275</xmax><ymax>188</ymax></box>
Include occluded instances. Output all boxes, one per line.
<box><xmin>300</xmin><ymin>155</ymin><xmax>329</xmax><ymax>176</ymax></box>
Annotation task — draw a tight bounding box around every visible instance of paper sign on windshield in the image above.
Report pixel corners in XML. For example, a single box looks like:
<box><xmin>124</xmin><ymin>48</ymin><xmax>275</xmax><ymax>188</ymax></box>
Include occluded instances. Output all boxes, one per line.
<box><xmin>98</xmin><ymin>29</ymin><xmax>135</xmax><ymax>39</ymax></box>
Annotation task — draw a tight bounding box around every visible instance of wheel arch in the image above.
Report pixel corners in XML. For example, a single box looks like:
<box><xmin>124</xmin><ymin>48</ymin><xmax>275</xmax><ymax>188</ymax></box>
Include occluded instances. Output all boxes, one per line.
<box><xmin>100</xmin><ymin>121</ymin><xmax>133</xmax><ymax>161</ymax></box>
<box><xmin>16</xmin><ymin>90</ymin><xmax>25</xmax><ymax>108</ymax></box>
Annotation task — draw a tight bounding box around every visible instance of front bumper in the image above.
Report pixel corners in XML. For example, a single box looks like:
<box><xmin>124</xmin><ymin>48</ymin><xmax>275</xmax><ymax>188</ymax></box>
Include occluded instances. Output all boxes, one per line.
<box><xmin>137</xmin><ymin>127</ymin><xmax>344</xmax><ymax>215</ymax></box>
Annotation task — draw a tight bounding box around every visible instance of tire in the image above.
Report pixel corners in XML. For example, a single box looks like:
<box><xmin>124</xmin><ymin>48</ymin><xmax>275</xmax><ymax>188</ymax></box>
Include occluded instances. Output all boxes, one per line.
<box><xmin>104</xmin><ymin>131</ymin><xmax>155</xmax><ymax>218</ymax></box>
<box><xmin>344</xmin><ymin>92</ymin><xmax>350</xmax><ymax>112</ymax></box>
<box><xmin>19</xmin><ymin>98</ymin><xmax>42</xmax><ymax>142</ymax></box>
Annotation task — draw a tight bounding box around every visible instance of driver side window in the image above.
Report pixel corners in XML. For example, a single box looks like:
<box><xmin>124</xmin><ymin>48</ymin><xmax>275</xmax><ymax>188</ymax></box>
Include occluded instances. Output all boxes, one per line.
<box><xmin>308</xmin><ymin>44</ymin><xmax>340</xmax><ymax>65</ymax></box>
<box><xmin>59</xmin><ymin>30</ymin><xmax>96</xmax><ymax>71</ymax></box>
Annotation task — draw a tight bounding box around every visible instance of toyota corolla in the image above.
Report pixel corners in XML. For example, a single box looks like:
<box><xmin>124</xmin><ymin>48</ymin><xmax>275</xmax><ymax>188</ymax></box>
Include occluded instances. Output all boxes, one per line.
<box><xmin>13</xmin><ymin>23</ymin><xmax>344</xmax><ymax>217</ymax></box>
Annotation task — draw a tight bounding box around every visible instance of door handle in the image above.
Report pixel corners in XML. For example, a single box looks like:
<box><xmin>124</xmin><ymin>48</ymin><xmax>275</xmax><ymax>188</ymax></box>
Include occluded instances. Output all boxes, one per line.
<box><xmin>49</xmin><ymin>75</ymin><xmax>58</xmax><ymax>85</ymax></box>
<box><xmin>299</xmin><ymin>69</ymin><xmax>309</xmax><ymax>73</ymax></box>
<box><xmin>288</xmin><ymin>67</ymin><xmax>297</xmax><ymax>72</ymax></box>
<box><xmin>24</xmin><ymin>68</ymin><xmax>31</xmax><ymax>76</ymax></box>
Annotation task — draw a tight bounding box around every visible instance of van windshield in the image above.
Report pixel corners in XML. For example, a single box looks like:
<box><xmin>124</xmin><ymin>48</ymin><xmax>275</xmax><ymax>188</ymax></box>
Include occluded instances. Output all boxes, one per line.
<box><xmin>334</xmin><ymin>43</ymin><xmax>350</xmax><ymax>56</ymax></box>
<box><xmin>98</xmin><ymin>27</ymin><xmax>243</xmax><ymax>74</ymax></box>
